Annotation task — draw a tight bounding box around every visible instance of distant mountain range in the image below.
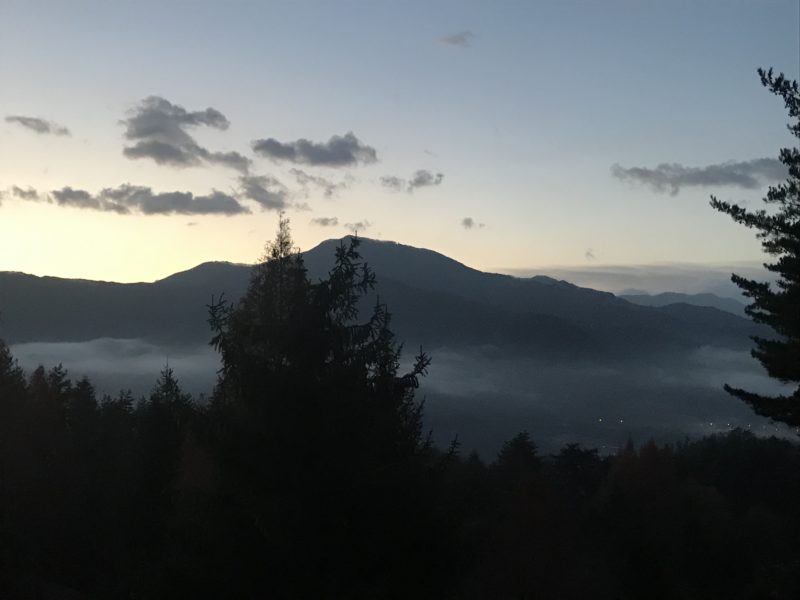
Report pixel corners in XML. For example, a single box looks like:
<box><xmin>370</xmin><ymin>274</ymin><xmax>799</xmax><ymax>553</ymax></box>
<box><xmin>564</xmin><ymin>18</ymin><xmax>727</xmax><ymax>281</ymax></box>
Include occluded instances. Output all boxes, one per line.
<box><xmin>0</xmin><ymin>237</ymin><xmax>762</xmax><ymax>357</ymax></box>
<box><xmin>620</xmin><ymin>292</ymin><xmax>746</xmax><ymax>316</ymax></box>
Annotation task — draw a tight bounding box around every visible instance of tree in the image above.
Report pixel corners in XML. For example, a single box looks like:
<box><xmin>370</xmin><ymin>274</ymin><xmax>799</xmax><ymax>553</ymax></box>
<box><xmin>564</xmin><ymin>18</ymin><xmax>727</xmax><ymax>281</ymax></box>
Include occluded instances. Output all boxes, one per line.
<box><xmin>712</xmin><ymin>68</ymin><xmax>800</xmax><ymax>427</ymax></box>
<box><xmin>205</xmin><ymin>218</ymin><xmax>442</xmax><ymax>597</ymax></box>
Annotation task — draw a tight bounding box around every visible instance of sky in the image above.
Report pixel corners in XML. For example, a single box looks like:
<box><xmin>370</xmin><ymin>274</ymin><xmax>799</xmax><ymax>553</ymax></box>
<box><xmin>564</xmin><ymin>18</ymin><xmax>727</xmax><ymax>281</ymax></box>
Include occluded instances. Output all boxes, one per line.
<box><xmin>1</xmin><ymin>0</ymin><xmax>799</xmax><ymax>283</ymax></box>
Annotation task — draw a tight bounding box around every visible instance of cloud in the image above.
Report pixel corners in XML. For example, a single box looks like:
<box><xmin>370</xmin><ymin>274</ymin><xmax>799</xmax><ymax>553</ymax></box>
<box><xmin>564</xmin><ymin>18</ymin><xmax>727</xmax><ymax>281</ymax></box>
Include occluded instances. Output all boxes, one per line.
<box><xmin>344</xmin><ymin>220</ymin><xmax>371</xmax><ymax>233</ymax></box>
<box><xmin>238</xmin><ymin>175</ymin><xmax>289</xmax><ymax>211</ymax></box>
<box><xmin>252</xmin><ymin>131</ymin><xmax>377</xmax><ymax>167</ymax></box>
<box><xmin>409</xmin><ymin>169</ymin><xmax>444</xmax><ymax>191</ymax></box>
<box><xmin>5</xmin><ymin>115</ymin><xmax>70</xmax><ymax>136</ymax></box>
<box><xmin>10</xmin><ymin>184</ymin><xmax>249</xmax><ymax>215</ymax></box>
<box><xmin>440</xmin><ymin>31</ymin><xmax>475</xmax><ymax>47</ymax></box>
<box><xmin>290</xmin><ymin>168</ymin><xmax>350</xmax><ymax>198</ymax></box>
<box><xmin>382</xmin><ymin>170</ymin><xmax>444</xmax><ymax>193</ymax></box>
<box><xmin>99</xmin><ymin>185</ymin><xmax>248</xmax><ymax>215</ymax></box>
<box><xmin>310</xmin><ymin>216</ymin><xmax>339</xmax><ymax>227</ymax></box>
<box><xmin>379</xmin><ymin>175</ymin><xmax>405</xmax><ymax>192</ymax></box>
<box><xmin>51</xmin><ymin>187</ymin><xmax>112</xmax><ymax>212</ymax></box>
<box><xmin>121</xmin><ymin>96</ymin><xmax>250</xmax><ymax>172</ymax></box>
<box><xmin>461</xmin><ymin>217</ymin><xmax>484</xmax><ymax>230</ymax></box>
<box><xmin>10</xmin><ymin>186</ymin><xmax>42</xmax><ymax>201</ymax></box>
<box><xmin>611</xmin><ymin>158</ymin><xmax>785</xmax><ymax>195</ymax></box>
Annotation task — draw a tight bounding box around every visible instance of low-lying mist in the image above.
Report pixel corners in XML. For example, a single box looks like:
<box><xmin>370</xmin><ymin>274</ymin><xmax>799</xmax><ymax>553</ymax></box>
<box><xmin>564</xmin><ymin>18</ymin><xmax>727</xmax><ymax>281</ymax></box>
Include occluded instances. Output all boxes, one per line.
<box><xmin>11</xmin><ymin>338</ymin><xmax>792</xmax><ymax>458</ymax></box>
<box><xmin>416</xmin><ymin>344</ymin><xmax>793</xmax><ymax>456</ymax></box>
<box><xmin>10</xmin><ymin>338</ymin><xmax>220</xmax><ymax>399</ymax></box>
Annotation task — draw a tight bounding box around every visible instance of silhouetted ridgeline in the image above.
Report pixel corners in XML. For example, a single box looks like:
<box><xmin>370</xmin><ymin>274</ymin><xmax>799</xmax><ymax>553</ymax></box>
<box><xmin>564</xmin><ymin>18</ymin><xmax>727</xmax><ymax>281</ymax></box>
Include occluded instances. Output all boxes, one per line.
<box><xmin>0</xmin><ymin>237</ymin><xmax>763</xmax><ymax>356</ymax></box>
<box><xmin>620</xmin><ymin>291</ymin><xmax>747</xmax><ymax>316</ymax></box>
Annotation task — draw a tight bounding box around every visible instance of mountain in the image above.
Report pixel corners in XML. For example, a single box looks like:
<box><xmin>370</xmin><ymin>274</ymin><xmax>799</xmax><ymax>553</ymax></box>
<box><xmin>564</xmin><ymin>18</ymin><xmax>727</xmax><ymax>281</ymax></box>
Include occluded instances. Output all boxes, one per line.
<box><xmin>0</xmin><ymin>237</ymin><xmax>762</xmax><ymax>357</ymax></box>
<box><xmin>620</xmin><ymin>292</ymin><xmax>746</xmax><ymax>316</ymax></box>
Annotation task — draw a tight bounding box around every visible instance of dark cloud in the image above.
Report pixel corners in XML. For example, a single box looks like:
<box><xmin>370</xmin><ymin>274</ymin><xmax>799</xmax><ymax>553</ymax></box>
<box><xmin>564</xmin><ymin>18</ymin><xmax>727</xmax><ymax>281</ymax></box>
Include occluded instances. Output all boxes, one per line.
<box><xmin>13</xmin><ymin>184</ymin><xmax>248</xmax><ymax>215</ymax></box>
<box><xmin>461</xmin><ymin>217</ymin><xmax>484</xmax><ymax>230</ymax></box>
<box><xmin>5</xmin><ymin>115</ymin><xmax>70</xmax><ymax>136</ymax></box>
<box><xmin>11</xmin><ymin>186</ymin><xmax>42</xmax><ymax>201</ymax></box>
<box><xmin>382</xmin><ymin>170</ymin><xmax>444</xmax><ymax>193</ymax></box>
<box><xmin>252</xmin><ymin>131</ymin><xmax>377</xmax><ymax>167</ymax></box>
<box><xmin>290</xmin><ymin>168</ymin><xmax>349</xmax><ymax>198</ymax></box>
<box><xmin>409</xmin><ymin>169</ymin><xmax>444</xmax><ymax>191</ymax></box>
<box><xmin>238</xmin><ymin>175</ymin><xmax>289</xmax><ymax>211</ymax></box>
<box><xmin>344</xmin><ymin>220</ymin><xmax>371</xmax><ymax>233</ymax></box>
<box><xmin>51</xmin><ymin>187</ymin><xmax>110</xmax><ymax>211</ymax></box>
<box><xmin>440</xmin><ymin>31</ymin><xmax>475</xmax><ymax>47</ymax></box>
<box><xmin>611</xmin><ymin>158</ymin><xmax>785</xmax><ymax>195</ymax></box>
<box><xmin>100</xmin><ymin>185</ymin><xmax>248</xmax><ymax>215</ymax></box>
<box><xmin>121</xmin><ymin>96</ymin><xmax>250</xmax><ymax>172</ymax></box>
<box><xmin>202</xmin><ymin>149</ymin><xmax>251</xmax><ymax>173</ymax></box>
<box><xmin>310</xmin><ymin>217</ymin><xmax>339</xmax><ymax>227</ymax></box>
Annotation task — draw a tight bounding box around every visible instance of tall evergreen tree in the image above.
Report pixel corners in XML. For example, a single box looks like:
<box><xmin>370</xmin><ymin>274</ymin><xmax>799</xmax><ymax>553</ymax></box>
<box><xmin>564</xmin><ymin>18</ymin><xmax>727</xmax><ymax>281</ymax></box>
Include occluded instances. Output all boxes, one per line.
<box><xmin>206</xmin><ymin>218</ymin><xmax>440</xmax><ymax>597</ymax></box>
<box><xmin>712</xmin><ymin>68</ymin><xmax>800</xmax><ymax>427</ymax></box>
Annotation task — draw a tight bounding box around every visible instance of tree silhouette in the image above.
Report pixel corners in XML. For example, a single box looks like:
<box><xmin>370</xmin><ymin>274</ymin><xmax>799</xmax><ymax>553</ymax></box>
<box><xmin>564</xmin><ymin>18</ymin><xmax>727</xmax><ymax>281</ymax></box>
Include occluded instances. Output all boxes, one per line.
<box><xmin>206</xmin><ymin>217</ymin><xmax>440</xmax><ymax>596</ymax></box>
<box><xmin>712</xmin><ymin>68</ymin><xmax>800</xmax><ymax>427</ymax></box>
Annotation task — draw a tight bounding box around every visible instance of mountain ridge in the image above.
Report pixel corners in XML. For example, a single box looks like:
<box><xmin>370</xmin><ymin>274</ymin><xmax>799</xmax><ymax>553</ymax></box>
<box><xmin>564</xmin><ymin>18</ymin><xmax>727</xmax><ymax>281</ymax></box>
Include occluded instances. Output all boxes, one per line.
<box><xmin>0</xmin><ymin>236</ymin><xmax>762</xmax><ymax>357</ymax></box>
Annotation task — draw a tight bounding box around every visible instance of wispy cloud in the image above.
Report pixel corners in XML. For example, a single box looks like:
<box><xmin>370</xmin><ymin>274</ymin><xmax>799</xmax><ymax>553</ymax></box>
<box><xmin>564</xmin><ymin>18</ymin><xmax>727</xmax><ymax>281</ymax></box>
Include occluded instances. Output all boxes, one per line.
<box><xmin>440</xmin><ymin>31</ymin><xmax>475</xmax><ymax>48</ymax></box>
<box><xmin>10</xmin><ymin>186</ymin><xmax>42</xmax><ymax>201</ymax></box>
<box><xmin>290</xmin><ymin>168</ymin><xmax>350</xmax><ymax>198</ymax></box>
<box><xmin>611</xmin><ymin>158</ymin><xmax>785</xmax><ymax>195</ymax></box>
<box><xmin>252</xmin><ymin>131</ymin><xmax>377</xmax><ymax>167</ymax></box>
<box><xmin>237</xmin><ymin>175</ymin><xmax>289</xmax><ymax>211</ymax></box>
<box><xmin>381</xmin><ymin>169</ymin><xmax>444</xmax><ymax>193</ymax></box>
<box><xmin>7</xmin><ymin>184</ymin><xmax>250</xmax><ymax>216</ymax></box>
<box><xmin>379</xmin><ymin>175</ymin><xmax>405</xmax><ymax>192</ymax></box>
<box><xmin>409</xmin><ymin>169</ymin><xmax>444</xmax><ymax>191</ymax></box>
<box><xmin>5</xmin><ymin>115</ymin><xmax>70</xmax><ymax>136</ymax></box>
<box><xmin>344</xmin><ymin>220</ymin><xmax>371</xmax><ymax>233</ymax></box>
<box><xmin>121</xmin><ymin>96</ymin><xmax>250</xmax><ymax>172</ymax></box>
<box><xmin>310</xmin><ymin>216</ymin><xmax>339</xmax><ymax>227</ymax></box>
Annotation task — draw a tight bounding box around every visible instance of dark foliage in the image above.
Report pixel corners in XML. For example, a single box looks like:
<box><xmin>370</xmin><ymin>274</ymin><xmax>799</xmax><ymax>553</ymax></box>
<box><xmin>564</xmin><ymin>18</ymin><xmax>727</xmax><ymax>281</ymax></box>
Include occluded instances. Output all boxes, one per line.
<box><xmin>712</xmin><ymin>68</ymin><xmax>800</xmax><ymax>426</ymax></box>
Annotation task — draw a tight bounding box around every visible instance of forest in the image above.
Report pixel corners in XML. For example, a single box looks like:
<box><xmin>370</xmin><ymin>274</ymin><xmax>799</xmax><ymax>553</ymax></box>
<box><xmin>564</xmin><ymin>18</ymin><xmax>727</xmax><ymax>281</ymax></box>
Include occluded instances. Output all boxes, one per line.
<box><xmin>1</xmin><ymin>216</ymin><xmax>799</xmax><ymax>599</ymax></box>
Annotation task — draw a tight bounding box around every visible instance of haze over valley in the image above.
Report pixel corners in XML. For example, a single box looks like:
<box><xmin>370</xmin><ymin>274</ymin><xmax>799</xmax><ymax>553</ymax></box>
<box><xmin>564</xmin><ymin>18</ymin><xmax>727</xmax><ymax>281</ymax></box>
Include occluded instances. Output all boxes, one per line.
<box><xmin>2</xmin><ymin>237</ymin><xmax>788</xmax><ymax>455</ymax></box>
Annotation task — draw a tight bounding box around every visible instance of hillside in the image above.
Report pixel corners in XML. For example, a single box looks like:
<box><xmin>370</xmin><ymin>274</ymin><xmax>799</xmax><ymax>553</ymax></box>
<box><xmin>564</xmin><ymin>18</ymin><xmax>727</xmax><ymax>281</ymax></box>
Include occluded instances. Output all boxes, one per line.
<box><xmin>0</xmin><ymin>237</ymin><xmax>762</xmax><ymax>357</ymax></box>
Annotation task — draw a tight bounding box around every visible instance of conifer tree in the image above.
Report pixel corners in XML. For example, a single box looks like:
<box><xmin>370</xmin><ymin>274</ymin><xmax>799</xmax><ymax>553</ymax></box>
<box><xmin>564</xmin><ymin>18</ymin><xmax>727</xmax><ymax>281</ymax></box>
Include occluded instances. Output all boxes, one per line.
<box><xmin>206</xmin><ymin>218</ymin><xmax>437</xmax><ymax>596</ymax></box>
<box><xmin>712</xmin><ymin>68</ymin><xmax>800</xmax><ymax>427</ymax></box>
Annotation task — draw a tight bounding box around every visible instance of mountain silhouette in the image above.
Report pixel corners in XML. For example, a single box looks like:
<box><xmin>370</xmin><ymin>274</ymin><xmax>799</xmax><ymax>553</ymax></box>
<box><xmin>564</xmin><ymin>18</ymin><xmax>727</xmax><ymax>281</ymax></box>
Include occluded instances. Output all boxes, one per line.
<box><xmin>0</xmin><ymin>237</ymin><xmax>761</xmax><ymax>356</ymax></box>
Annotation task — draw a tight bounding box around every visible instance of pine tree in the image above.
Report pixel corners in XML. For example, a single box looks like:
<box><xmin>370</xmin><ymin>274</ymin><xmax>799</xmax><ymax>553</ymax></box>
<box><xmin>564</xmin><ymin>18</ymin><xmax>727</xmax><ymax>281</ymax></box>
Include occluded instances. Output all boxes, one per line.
<box><xmin>712</xmin><ymin>68</ymin><xmax>800</xmax><ymax>427</ymax></box>
<box><xmin>206</xmin><ymin>218</ymin><xmax>439</xmax><ymax>596</ymax></box>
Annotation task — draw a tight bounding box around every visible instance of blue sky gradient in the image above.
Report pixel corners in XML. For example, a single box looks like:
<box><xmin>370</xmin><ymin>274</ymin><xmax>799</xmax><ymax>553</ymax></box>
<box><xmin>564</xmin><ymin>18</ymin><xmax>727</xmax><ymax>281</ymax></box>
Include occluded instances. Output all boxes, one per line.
<box><xmin>1</xmin><ymin>0</ymin><xmax>798</xmax><ymax>281</ymax></box>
